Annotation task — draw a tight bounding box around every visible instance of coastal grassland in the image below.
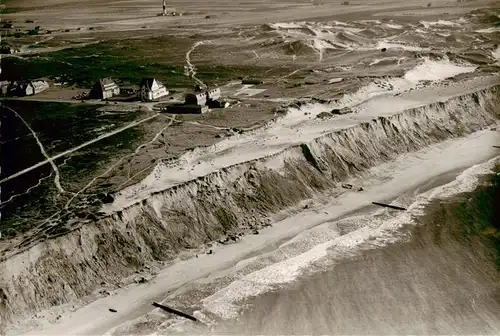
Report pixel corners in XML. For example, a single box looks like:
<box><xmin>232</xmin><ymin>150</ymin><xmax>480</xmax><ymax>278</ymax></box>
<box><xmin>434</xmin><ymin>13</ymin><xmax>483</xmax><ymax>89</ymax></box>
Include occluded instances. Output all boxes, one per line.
<box><xmin>1</xmin><ymin>100</ymin><xmax>142</xmax><ymax>155</ymax></box>
<box><xmin>0</xmin><ymin>100</ymin><xmax>146</xmax><ymax>237</ymax></box>
<box><xmin>0</xmin><ymin>34</ymin><xmax>296</xmax><ymax>88</ymax></box>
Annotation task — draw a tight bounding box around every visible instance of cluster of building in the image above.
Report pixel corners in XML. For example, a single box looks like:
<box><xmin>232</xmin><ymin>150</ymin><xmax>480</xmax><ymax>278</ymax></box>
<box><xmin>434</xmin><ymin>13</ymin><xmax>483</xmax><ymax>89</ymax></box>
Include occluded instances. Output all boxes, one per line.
<box><xmin>0</xmin><ymin>77</ymin><xmax>170</xmax><ymax>102</ymax></box>
<box><xmin>0</xmin><ymin>79</ymin><xmax>50</xmax><ymax>97</ymax></box>
<box><xmin>90</xmin><ymin>77</ymin><xmax>173</xmax><ymax>102</ymax></box>
<box><xmin>89</xmin><ymin>77</ymin><xmax>173</xmax><ymax>103</ymax></box>
<box><xmin>165</xmin><ymin>87</ymin><xmax>226</xmax><ymax>114</ymax></box>
<box><xmin>93</xmin><ymin>77</ymin><xmax>226</xmax><ymax>114</ymax></box>
<box><xmin>0</xmin><ymin>75</ymin><xmax>227</xmax><ymax>114</ymax></box>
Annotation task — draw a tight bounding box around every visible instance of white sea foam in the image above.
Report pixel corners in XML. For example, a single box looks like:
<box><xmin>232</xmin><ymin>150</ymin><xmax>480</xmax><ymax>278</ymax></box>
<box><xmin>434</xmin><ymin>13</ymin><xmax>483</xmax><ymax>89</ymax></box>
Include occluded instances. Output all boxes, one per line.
<box><xmin>201</xmin><ymin>156</ymin><xmax>500</xmax><ymax>320</ymax></box>
<box><xmin>427</xmin><ymin>157</ymin><xmax>499</xmax><ymax>199</ymax></box>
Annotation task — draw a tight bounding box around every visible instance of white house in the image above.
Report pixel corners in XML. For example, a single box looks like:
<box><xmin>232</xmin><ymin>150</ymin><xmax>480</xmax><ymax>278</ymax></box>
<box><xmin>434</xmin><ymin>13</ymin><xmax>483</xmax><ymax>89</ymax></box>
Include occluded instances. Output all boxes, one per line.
<box><xmin>139</xmin><ymin>78</ymin><xmax>169</xmax><ymax>101</ymax></box>
<box><xmin>23</xmin><ymin>80</ymin><xmax>49</xmax><ymax>96</ymax></box>
<box><xmin>90</xmin><ymin>78</ymin><xmax>120</xmax><ymax>99</ymax></box>
<box><xmin>185</xmin><ymin>87</ymin><xmax>221</xmax><ymax>106</ymax></box>
<box><xmin>0</xmin><ymin>80</ymin><xmax>9</xmax><ymax>96</ymax></box>
<box><xmin>206</xmin><ymin>87</ymin><xmax>221</xmax><ymax>101</ymax></box>
<box><xmin>31</xmin><ymin>80</ymin><xmax>49</xmax><ymax>95</ymax></box>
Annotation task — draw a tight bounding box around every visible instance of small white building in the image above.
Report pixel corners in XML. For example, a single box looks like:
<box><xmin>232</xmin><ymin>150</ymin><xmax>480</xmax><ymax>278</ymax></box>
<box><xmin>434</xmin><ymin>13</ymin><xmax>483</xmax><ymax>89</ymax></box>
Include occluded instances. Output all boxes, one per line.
<box><xmin>90</xmin><ymin>78</ymin><xmax>120</xmax><ymax>99</ymax></box>
<box><xmin>138</xmin><ymin>78</ymin><xmax>169</xmax><ymax>101</ymax></box>
<box><xmin>0</xmin><ymin>80</ymin><xmax>10</xmax><ymax>96</ymax></box>
<box><xmin>23</xmin><ymin>80</ymin><xmax>49</xmax><ymax>96</ymax></box>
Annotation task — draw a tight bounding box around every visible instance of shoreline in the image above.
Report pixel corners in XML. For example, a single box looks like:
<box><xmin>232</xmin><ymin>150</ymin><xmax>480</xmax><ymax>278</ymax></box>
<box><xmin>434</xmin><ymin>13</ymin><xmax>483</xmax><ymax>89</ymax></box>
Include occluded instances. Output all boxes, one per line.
<box><xmin>214</xmin><ymin>164</ymin><xmax>500</xmax><ymax>335</ymax></box>
<box><xmin>11</xmin><ymin>126</ymin><xmax>499</xmax><ymax>336</ymax></box>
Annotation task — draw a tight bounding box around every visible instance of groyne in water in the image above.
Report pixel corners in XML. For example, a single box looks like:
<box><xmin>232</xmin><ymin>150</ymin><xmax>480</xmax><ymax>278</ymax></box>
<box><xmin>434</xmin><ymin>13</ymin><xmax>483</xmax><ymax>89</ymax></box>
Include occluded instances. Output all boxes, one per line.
<box><xmin>212</xmin><ymin>163</ymin><xmax>500</xmax><ymax>335</ymax></box>
<box><xmin>0</xmin><ymin>85</ymin><xmax>499</xmax><ymax>331</ymax></box>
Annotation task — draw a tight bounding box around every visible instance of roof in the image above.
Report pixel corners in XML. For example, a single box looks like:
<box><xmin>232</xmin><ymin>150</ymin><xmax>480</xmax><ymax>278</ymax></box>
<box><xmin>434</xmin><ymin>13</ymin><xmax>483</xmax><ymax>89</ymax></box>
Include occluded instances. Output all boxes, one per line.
<box><xmin>31</xmin><ymin>81</ymin><xmax>49</xmax><ymax>90</ymax></box>
<box><xmin>140</xmin><ymin>78</ymin><xmax>165</xmax><ymax>91</ymax></box>
<box><xmin>96</xmin><ymin>78</ymin><xmax>118</xmax><ymax>91</ymax></box>
<box><xmin>186</xmin><ymin>92</ymin><xmax>206</xmax><ymax>98</ymax></box>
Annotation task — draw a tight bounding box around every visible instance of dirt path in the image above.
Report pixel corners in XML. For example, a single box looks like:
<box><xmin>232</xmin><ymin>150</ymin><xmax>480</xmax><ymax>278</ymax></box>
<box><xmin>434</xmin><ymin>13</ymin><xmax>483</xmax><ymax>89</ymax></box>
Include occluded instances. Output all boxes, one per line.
<box><xmin>185</xmin><ymin>40</ymin><xmax>212</xmax><ymax>88</ymax></box>
<box><xmin>2</xmin><ymin>105</ymin><xmax>65</xmax><ymax>193</ymax></box>
<box><xmin>64</xmin><ymin>115</ymin><xmax>176</xmax><ymax>209</ymax></box>
<box><xmin>0</xmin><ymin>113</ymin><xmax>160</xmax><ymax>186</ymax></box>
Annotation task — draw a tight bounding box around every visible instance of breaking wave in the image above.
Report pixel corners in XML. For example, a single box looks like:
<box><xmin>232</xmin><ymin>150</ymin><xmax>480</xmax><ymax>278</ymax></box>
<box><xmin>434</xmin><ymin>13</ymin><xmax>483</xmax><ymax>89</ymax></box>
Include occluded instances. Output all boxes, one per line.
<box><xmin>200</xmin><ymin>157</ymin><xmax>500</xmax><ymax>324</ymax></box>
<box><xmin>0</xmin><ymin>81</ymin><xmax>498</xmax><ymax>332</ymax></box>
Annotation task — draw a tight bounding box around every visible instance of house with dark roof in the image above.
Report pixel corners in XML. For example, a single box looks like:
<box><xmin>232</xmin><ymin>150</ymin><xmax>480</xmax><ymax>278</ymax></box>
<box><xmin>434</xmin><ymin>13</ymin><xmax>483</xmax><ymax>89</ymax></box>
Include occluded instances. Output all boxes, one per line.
<box><xmin>185</xmin><ymin>92</ymin><xmax>207</xmax><ymax>106</ymax></box>
<box><xmin>185</xmin><ymin>87</ymin><xmax>222</xmax><ymax>106</ymax></box>
<box><xmin>90</xmin><ymin>78</ymin><xmax>120</xmax><ymax>99</ymax></box>
<box><xmin>138</xmin><ymin>78</ymin><xmax>169</xmax><ymax>102</ymax></box>
<box><xmin>206</xmin><ymin>87</ymin><xmax>221</xmax><ymax>101</ymax></box>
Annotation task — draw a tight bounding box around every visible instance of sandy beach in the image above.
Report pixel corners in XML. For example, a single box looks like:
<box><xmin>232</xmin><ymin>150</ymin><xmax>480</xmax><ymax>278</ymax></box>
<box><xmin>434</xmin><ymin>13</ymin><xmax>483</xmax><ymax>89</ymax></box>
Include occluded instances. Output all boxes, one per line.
<box><xmin>9</xmin><ymin>123</ymin><xmax>498</xmax><ymax>336</ymax></box>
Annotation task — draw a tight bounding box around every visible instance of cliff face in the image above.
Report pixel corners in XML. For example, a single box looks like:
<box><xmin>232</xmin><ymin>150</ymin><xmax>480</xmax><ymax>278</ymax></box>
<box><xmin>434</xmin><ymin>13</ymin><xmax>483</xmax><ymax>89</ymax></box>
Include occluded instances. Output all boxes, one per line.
<box><xmin>0</xmin><ymin>86</ymin><xmax>499</xmax><ymax>332</ymax></box>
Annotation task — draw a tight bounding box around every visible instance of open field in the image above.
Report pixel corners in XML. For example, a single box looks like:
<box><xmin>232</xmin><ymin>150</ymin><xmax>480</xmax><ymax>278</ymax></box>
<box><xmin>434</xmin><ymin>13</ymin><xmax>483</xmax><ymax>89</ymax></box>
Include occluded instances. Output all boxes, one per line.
<box><xmin>0</xmin><ymin>100</ymin><xmax>146</xmax><ymax>236</ymax></box>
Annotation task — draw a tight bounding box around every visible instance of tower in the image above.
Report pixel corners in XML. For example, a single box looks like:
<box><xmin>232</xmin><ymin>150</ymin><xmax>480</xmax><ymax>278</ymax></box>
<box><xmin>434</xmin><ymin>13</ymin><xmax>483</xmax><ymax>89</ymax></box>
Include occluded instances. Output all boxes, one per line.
<box><xmin>162</xmin><ymin>0</ymin><xmax>167</xmax><ymax>15</ymax></box>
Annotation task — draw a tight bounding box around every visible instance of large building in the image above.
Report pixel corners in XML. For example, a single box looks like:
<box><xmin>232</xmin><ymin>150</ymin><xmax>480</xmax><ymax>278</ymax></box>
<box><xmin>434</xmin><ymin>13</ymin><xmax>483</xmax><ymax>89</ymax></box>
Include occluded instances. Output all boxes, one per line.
<box><xmin>206</xmin><ymin>87</ymin><xmax>221</xmax><ymax>101</ymax></box>
<box><xmin>185</xmin><ymin>92</ymin><xmax>207</xmax><ymax>106</ymax></box>
<box><xmin>185</xmin><ymin>87</ymin><xmax>221</xmax><ymax>106</ymax></box>
<box><xmin>90</xmin><ymin>78</ymin><xmax>120</xmax><ymax>99</ymax></box>
<box><xmin>138</xmin><ymin>78</ymin><xmax>169</xmax><ymax>102</ymax></box>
